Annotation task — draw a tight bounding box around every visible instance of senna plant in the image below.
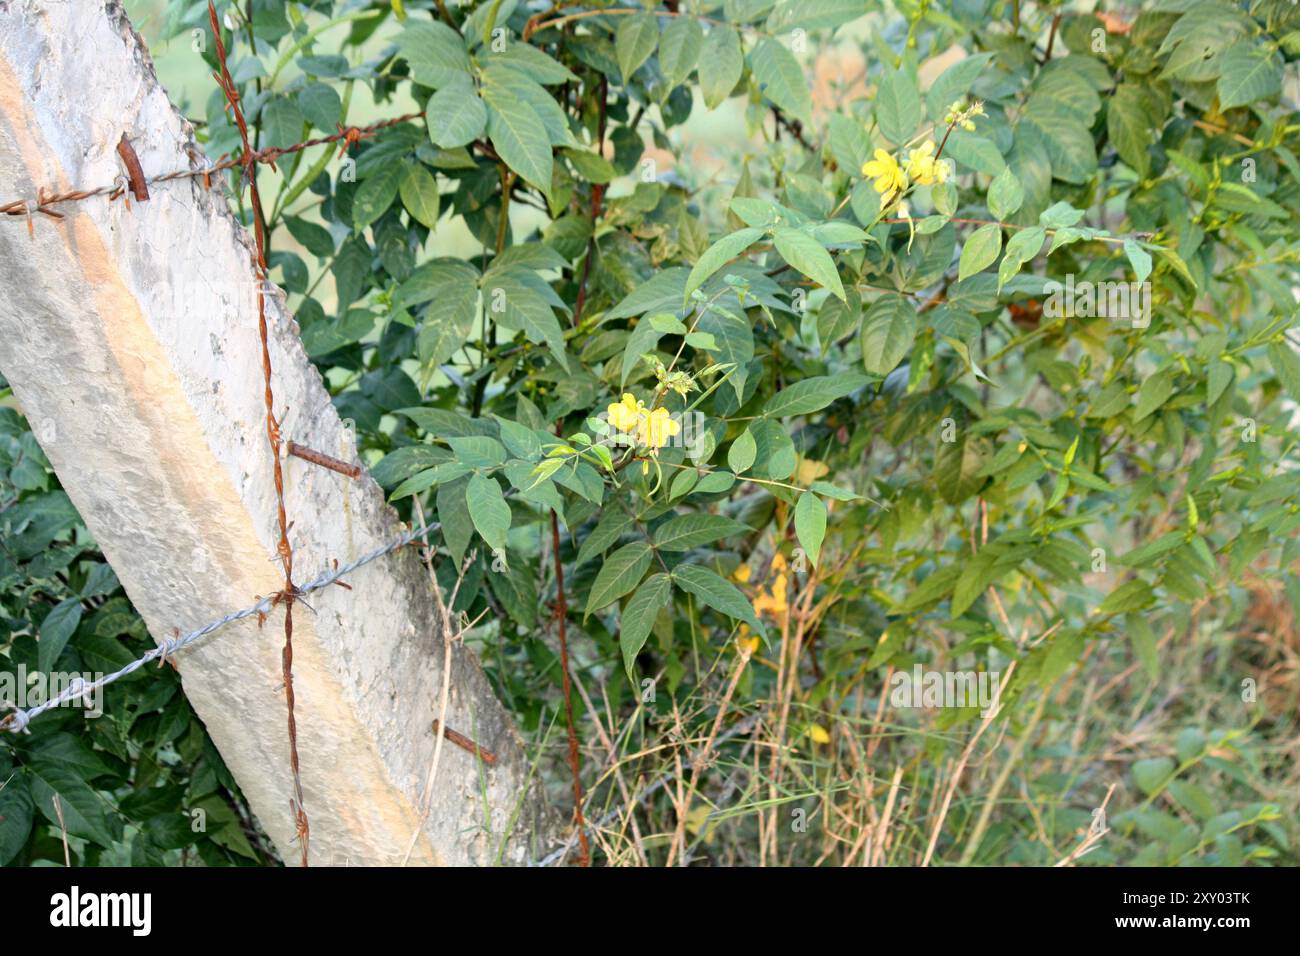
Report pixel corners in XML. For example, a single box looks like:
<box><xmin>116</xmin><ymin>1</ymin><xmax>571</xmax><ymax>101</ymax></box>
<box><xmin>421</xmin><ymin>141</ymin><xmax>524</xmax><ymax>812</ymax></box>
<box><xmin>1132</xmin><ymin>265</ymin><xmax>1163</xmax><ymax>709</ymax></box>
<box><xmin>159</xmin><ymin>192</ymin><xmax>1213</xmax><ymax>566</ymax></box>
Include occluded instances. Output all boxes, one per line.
<box><xmin>8</xmin><ymin>0</ymin><xmax>1300</xmax><ymax>865</ymax></box>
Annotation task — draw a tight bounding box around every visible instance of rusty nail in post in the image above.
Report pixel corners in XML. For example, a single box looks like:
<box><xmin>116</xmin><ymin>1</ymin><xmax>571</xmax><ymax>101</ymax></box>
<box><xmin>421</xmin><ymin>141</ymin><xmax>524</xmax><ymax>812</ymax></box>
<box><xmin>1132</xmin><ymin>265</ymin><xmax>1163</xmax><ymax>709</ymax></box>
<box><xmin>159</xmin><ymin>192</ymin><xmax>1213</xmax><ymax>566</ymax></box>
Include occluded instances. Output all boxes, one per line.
<box><xmin>116</xmin><ymin>134</ymin><xmax>150</xmax><ymax>203</ymax></box>
<box><xmin>286</xmin><ymin>441</ymin><xmax>362</xmax><ymax>480</ymax></box>
<box><xmin>432</xmin><ymin>720</ymin><xmax>497</xmax><ymax>766</ymax></box>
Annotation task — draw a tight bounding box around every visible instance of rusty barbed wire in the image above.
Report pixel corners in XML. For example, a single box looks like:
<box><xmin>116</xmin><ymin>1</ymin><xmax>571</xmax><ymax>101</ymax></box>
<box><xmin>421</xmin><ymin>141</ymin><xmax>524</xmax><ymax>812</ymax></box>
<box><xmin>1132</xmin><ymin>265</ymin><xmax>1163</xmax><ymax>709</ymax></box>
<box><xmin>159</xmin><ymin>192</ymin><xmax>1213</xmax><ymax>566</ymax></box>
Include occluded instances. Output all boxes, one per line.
<box><xmin>115</xmin><ymin>133</ymin><xmax>149</xmax><ymax>202</ymax></box>
<box><xmin>287</xmin><ymin>441</ymin><xmax>363</xmax><ymax>480</ymax></box>
<box><xmin>431</xmin><ymin>719</ymin><xmax>498</xmax><ymax>766</ymax></box>
<box><xmin>203</xmin><ymin>0</ymin><xmax>314</xmax><ymax>868</ymax></box>
<box><xmin>0</xmin><ymin>112</ymin><xmax>425</xmax><ymax>228</ymax></box>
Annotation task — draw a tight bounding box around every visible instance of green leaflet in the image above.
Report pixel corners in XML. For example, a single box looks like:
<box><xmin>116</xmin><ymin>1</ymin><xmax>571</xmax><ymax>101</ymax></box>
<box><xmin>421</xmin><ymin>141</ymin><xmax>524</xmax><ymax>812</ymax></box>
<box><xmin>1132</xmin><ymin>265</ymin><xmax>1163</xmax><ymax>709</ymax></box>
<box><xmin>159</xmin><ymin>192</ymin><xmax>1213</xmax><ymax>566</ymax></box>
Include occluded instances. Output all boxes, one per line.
<box><xmin>958</xmin><ymin>223</ymin><xmax>1001</xmax><ymax>281</ymax></box>
<box><xmin>261</xmin><ymin>96</ymin><xmax>304</xmax><ymax>150</ymax></box>
<box><xmin>652</xmin><ymin>513</ymin><xmax>749</xmax><ymax>551</ymax></box>
<box><xmin>700</xmin><ymin>25</ymin><xmax>744</xmax><ymax>109</ymax></box>
<box><xmin>1021</xmin><ymin>94</ymin><xmax>1097</xmax><ymax>185</ymax></box>
<box><xmin>586</xmin><ymin>541</ymin><xmax>654</xmax><ymax>617</ymax></box>
<box><xmin>1217</xmin><ymin>42</ymin><xmax>1281</xmax><ymax>109</ymax></box>
<box><xmin>481</xmin><ymin>67</ymin><xmax>554</xmax><ymax>198</ymax></box>
<box><xmin>38</xmin><ymin>599</ymin><xmax>81</xmax><ymax>673</ymax></box>
<box><xmin>616</xmin><ymin>11</ymin><xmax>659</xmax><ymax>82</ymax></box>
<box><xmin>861</xmin><ymin>294</ymin><xmax>918</xmax><ymax>376</ymax></box>
<box><xmin>764</xmin><ymin>374</ymin><xmax>869</xmax><ymax>417</ymax></box>
<box><xmin>426</xmin><ymin>77</ymin><xmax>487</xmax><ymax>149</ymax></box>
<box><xmin>728</xmin><ymin>428</ymin><xmax>757</xmax><ymax>473</ymax></box>
<box><xmin>481</xmin><ymin>267</ymin><xmax>570</xmax><ymax>369</ymax></box>
<box><xmin>620</xmin><ymin>573</ymin><xmax>673</xmax><ymax>680</ymax></box>
<box><xmin>1108</xmin><ymin>84</ymin><xmax>1154</xmax><ymax>177</ymax></box>
<box><xmin>997</xmin><ymin>226</ymin><xmax>1045</xmax><ymax>291</ymax></box>
<box><xmin>1097</xmin><ymin>579</ymin><xmax>1155</xmax><ymax>616</ymax></box>
<box><xmin>401</xmin><ymin>260</ymin><xmax>481</xmax><ymax>368</ymax></box>
<box><xmin>395</xmin><ymin>20</ymin><xmax>471</xmax><ymax>88</ymax></box>
<box><xmin>876</xmin><ymin>68</ymin><xmax>920</xmax><ymax>145</ymax></box>
<box><xmin>466</xmin><ymin>473</ymin><xmax>511</xmax><ymax>552</ymax></box>
<box><xmin>576</xmin><ymin>510</ymin><xmax>634</xmax><ymax>566</ymax></box>
<box><xmin>934</xmin><ymin>430</ymin><xmax>990</xmax><ymax>505</ymax></box>
<box><xmin>793</xmin><ymin>492</ymin><xmax>826</xmax><ymax>567</ymax></box>
<box><xmin>683</xmin><ymin>227</ymin><xmax>764</xmax><ymax>303</ymax></box>
<box><xmin>749</xmin><ymin>38</ymin><xmax>812</xmax><ymax>123</ymax></box>
<box><xmin>436</xmin><ymin>476</ymin><xmax>474</xmax><ymax>565</ymax></box>
<box><xmin>986</xmin><ymin>168</ymin><xmax>1023</xmax><ymax>221</ymax></box>
<box><xmin>673</xmin><ymin>563</ymin><xmax>765</xmax><ymax>638</ymax></box>
<box><xmin>399</xmin><ymin>163</ymin><xmax>441</xmax><ymax>229</ymax></box>
<box><xmin>659</xmin><ymin>16</ymin><xmax>703</xmax><ymax>89</ymax></box>
<box><xmin>818</xmin><ymin>287</ymin><xmax>862</xmax><ymax>345</ymax></box>
<box><xmin>351</xmin><ymin>163</ymin><xmax>402</xmax><ymax>230</ymax></box>
<box><xmin>621</xmin><ymin>315</ymin><xmax>666</xmax><ymax>386</ymax></box>
<box><xmin>772</xmin><ymin>227</ymin><xmax>845</xmax><ymax>301</ymax></box>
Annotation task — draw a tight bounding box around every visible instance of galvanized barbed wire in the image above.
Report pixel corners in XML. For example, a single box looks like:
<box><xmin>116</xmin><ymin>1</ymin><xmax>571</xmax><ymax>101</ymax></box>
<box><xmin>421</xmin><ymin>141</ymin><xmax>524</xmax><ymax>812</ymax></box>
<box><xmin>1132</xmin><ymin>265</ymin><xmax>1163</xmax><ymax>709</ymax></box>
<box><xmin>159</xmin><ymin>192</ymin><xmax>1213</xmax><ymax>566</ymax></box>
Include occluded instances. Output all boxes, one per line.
<box><xmin>0</xmin><ymin>521</ymin><xmax>438</xmax><ymax>737</ymax></box>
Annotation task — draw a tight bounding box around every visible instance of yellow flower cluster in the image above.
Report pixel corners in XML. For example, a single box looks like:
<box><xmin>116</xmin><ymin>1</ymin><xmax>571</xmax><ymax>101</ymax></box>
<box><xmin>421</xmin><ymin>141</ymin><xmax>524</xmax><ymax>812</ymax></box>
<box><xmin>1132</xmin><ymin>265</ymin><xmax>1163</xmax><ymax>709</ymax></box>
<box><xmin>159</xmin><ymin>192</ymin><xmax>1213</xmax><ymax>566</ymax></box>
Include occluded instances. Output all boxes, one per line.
<box><xmin>737</xmin><ymin>555</ymin><xmax>790</xmax><ymax>619</ymax></box>
<box><xmin>606</xmin><ymin>393</ymin><xmax>680</xmax><ymax>450</ymax></box>
<box><xmin>862</xmin><ymin>137</ymin><xmax>953</xmax><ymax>196</ymax></box>
<box><xmin>905</xmin><ymin>140</ymin><xmax>950</xmax><ymax>186</ymax></box>
<box><xmin>862</xmin><ymin>148</ymin><xmax>907</xmax><ymax>198</ymax></box>
<box><xmin>753</xmin><ymin>552</ymin><xmax>790</xmax><ymax>620</ymax></box>
<box><xmin>732</xmin><ymin>554</ymin><xmax>791</xmax><ymax>656</ymax></box>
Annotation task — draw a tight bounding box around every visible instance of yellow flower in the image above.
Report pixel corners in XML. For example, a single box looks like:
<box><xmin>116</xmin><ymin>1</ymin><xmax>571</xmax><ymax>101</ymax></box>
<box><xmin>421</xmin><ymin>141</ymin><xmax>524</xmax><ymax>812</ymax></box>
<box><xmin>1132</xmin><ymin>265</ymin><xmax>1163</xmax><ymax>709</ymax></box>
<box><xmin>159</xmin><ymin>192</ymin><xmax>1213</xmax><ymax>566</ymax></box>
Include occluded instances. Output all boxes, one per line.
<box><xmin>905</xmin><ymin>140</ymin><xmax>949</xmax><ymax>186</ymax></box>
<box><xmin>734</xmin><ymin>624</ymin><xmax>760</xmax><ymax>657</ymax></box>
<box><xmin>638</xmin><ymin>406</ymin><xmax>680</xmax><ymax>450</ymax></box>
<box><xmin>807</xmin><ymin>724</ymin><xmax>831</xmax><ymax>745</ymax></box>
<box><xmin>733</xmin><ymin>564</ymin><xmax>753</xmax><ymax>584</ymax></box>
<box><xmin>607</xmin><ymin>394</ymin><xmax>680</xmax><ymax>451</ymax></box>
<box><xmin>607</xmin><ymin>393</ymin><xmax>643</xmax><ymax>433</ymax></box>
<box><xmin>795</xmin><ymin>457</ymin><xmax>829</xmax><ymax>486</ymax></box>
<box><xmin>753</xmin><ymin>555</ymin><xmax>789</xmax><ymax>621</ymax></box>
<box><xmin>861</xmin><ymin>148</ymin><xmax>908</xmax><ymax>197</ymax></box>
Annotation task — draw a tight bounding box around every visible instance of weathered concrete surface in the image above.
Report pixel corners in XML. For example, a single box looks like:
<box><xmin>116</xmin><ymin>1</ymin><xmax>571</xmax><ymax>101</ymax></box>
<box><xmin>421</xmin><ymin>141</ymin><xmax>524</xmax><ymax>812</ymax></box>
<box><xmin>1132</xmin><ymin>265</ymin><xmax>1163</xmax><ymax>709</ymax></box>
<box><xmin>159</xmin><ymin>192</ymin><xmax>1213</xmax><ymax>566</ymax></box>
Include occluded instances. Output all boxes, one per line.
<box><xmin>0</xmin><ymin>0</ymin><xmax>548</xmax><ymax>864</ymax></box>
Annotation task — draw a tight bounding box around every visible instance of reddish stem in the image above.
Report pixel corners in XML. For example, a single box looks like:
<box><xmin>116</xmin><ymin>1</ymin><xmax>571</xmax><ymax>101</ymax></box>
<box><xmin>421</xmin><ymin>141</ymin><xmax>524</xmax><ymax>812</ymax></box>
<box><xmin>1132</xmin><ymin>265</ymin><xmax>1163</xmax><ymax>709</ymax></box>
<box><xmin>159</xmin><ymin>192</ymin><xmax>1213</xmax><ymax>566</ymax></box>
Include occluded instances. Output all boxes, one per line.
<box><xmin>550</xmin><ymin>509</ymin><xmax>589</xmax><ymax>866</ymax></box>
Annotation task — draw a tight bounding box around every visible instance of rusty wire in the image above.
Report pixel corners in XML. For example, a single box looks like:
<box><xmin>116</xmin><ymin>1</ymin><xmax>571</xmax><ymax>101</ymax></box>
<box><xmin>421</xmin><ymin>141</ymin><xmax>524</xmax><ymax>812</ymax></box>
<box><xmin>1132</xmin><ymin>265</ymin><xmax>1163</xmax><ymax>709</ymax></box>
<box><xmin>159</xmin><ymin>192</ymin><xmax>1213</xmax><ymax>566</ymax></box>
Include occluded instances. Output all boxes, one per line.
<box><xmin>550</xmin><ymin>510</ymin><xmax>590</xmax><ymax>867</ymax></box>
<box><xmin>0</xmin><ymin>114</ymin><xmax>424</xmax><ymax>228</ymax></box>
<box><xmin>432</xmin><ymin>719</ymin><xmax>498</xmax><ymax>766</ymax></box>
<box><xmin>202</xmin><ymin>0</ymin><xmax>317</xmax><ymax>867</ymax></box>
<box><xmin>286</xmin><ymin>441</ymin><xmax>362</xmax><ymax>480</ymax></box>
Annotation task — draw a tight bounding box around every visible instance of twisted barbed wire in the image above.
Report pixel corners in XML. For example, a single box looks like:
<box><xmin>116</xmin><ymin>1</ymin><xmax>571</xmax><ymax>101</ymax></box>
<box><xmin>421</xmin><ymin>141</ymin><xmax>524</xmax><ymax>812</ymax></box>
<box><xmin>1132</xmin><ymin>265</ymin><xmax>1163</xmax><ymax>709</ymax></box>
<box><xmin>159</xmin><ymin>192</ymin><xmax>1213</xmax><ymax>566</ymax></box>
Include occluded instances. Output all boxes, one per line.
<box><xmin>0</xmin><ymin>114</ymin><xmax>425</xmax><ymax>227</ymax></box>
<box><xmin>0</xmin><ymin>521</ymin><xmax>438</xmax><ymax>736</ymax></box>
